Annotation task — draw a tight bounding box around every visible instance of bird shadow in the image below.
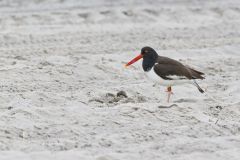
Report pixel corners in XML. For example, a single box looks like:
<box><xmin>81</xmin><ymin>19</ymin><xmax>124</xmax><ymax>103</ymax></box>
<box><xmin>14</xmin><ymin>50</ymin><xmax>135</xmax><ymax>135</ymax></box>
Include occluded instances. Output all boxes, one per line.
<box><xmin>158</xmin><ymin>104</ymin><xmax>178</xmax><ymax>108</ymax></box>
<box><xmin>173</xmin><ymin>98</ymin><xmax>197</xmax><ymax>103</ymax></box>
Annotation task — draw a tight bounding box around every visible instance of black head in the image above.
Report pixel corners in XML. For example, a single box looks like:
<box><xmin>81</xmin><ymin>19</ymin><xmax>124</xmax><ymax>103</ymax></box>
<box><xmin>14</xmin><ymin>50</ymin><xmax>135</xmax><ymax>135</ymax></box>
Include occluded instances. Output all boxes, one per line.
<box><xmin>141</xmin><ymin>46</ymin><xmax>158</xmax><ymax>71</ymax></box>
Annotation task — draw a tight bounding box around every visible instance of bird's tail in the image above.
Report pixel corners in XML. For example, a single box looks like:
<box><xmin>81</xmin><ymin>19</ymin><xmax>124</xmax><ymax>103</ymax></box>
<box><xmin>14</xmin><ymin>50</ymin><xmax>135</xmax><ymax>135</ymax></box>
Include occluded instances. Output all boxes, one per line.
<box><xmin>188</xmin><ymin>67</ymin><xmax>205</xmax><ymax>80</ymax></box>
<box><xmin>192</xmin><ymin>80</ymin><xmax>204</xmax><ymax>93</ymax></box>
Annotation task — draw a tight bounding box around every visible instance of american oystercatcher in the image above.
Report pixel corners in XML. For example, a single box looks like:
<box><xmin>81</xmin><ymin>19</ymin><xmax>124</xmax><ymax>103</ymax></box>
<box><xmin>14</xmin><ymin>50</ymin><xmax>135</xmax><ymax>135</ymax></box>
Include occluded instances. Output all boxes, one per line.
<box><xmin>125</xmin><ymin>46</ymin><xmax>205</xmax><ymax>102</ymax></box>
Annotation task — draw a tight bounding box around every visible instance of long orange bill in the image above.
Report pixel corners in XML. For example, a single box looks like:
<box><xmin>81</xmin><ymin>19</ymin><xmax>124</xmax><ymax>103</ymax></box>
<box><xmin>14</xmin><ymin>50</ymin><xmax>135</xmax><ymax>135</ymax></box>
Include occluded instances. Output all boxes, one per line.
<box><xmin>125</xmin><ymin>54</ymin><xmax>143</xmax><ymax>67</ymax></box>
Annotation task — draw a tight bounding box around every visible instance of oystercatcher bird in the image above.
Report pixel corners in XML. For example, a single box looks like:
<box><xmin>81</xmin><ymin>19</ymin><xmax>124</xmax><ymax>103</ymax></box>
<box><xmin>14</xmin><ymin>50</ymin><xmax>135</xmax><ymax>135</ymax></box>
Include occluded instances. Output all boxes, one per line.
<box><xmin>125</xmin><ymin>47</ymin><xmax>205</xmax><ymax>102</ymax></box>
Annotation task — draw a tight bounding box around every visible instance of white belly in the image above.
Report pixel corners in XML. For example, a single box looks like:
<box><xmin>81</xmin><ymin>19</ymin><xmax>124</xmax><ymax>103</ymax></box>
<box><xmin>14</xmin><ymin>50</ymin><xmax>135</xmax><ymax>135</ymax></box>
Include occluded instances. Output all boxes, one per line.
<box><xmin>145</xmin><ymin>68</ymin><xmax>190</xmax><ymax>86</ymax></box>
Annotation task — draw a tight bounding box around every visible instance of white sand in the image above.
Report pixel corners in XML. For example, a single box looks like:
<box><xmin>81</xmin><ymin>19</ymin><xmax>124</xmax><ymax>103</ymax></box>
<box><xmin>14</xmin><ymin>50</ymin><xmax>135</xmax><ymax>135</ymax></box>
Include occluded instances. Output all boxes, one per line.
<box><xmin>0</xmin><ymin>0</ymin><xmax>240</xmax><ymax>159</ymax></box>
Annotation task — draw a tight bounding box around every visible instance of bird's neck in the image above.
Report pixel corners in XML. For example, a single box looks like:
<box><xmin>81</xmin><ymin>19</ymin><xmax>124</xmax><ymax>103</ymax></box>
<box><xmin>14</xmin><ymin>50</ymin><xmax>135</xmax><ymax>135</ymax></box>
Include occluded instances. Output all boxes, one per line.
<box><xmin>142</xmin><ymin>54</ymin><xmax>158</xmax><ymax>72</ymax></box>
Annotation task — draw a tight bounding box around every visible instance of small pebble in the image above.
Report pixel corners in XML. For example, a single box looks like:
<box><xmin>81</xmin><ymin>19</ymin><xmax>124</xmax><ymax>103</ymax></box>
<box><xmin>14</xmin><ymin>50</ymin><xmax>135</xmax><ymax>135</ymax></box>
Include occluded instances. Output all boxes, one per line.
<box><xmin>106</xmin><ymin>93</ymin><xmax>115</xmax><ymax>97</ymax></box>
<box><xmin>7</xmin><ymin>106</ymin><xmax>13</xmax><ymax>110</ymax></box>
<box><xmin>117</xmin><ymin>91</ymin><xmax>127</xmax><ymax>98</ymax></box>
<box><xmin>216</xmin><ymin>105</ymin><xmax>223</xmax><ymax>110</ymax></box>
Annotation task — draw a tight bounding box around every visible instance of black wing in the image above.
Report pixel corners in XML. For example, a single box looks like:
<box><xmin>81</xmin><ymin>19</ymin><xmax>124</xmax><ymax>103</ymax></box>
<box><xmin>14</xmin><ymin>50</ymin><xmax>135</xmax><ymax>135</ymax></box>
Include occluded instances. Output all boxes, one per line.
<box><xmin>153</xmin><ymin>56</ymin><xmax>204</xmax><ymax>80</ymax></box>
<box><xmin>153</xmin><ymin>63</ymin><xmax>192</xmax><ymax>80</ymax></box>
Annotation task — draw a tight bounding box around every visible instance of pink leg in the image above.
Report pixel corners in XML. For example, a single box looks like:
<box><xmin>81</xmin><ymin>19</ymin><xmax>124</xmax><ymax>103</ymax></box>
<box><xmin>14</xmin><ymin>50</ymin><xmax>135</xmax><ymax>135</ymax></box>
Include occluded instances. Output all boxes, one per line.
<box><xmin>166</xmin><ymin>86</ymin><xmax>173</xmax><ymax>103</ymax></box>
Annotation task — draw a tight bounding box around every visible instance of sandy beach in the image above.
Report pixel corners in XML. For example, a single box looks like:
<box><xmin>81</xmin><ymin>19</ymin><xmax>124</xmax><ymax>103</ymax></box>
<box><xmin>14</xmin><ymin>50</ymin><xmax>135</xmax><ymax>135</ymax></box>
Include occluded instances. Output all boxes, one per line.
<box><xmin>0</xmin><ymin>0</ymin><xmax>240</xmax><ymax>159</ymax></box>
